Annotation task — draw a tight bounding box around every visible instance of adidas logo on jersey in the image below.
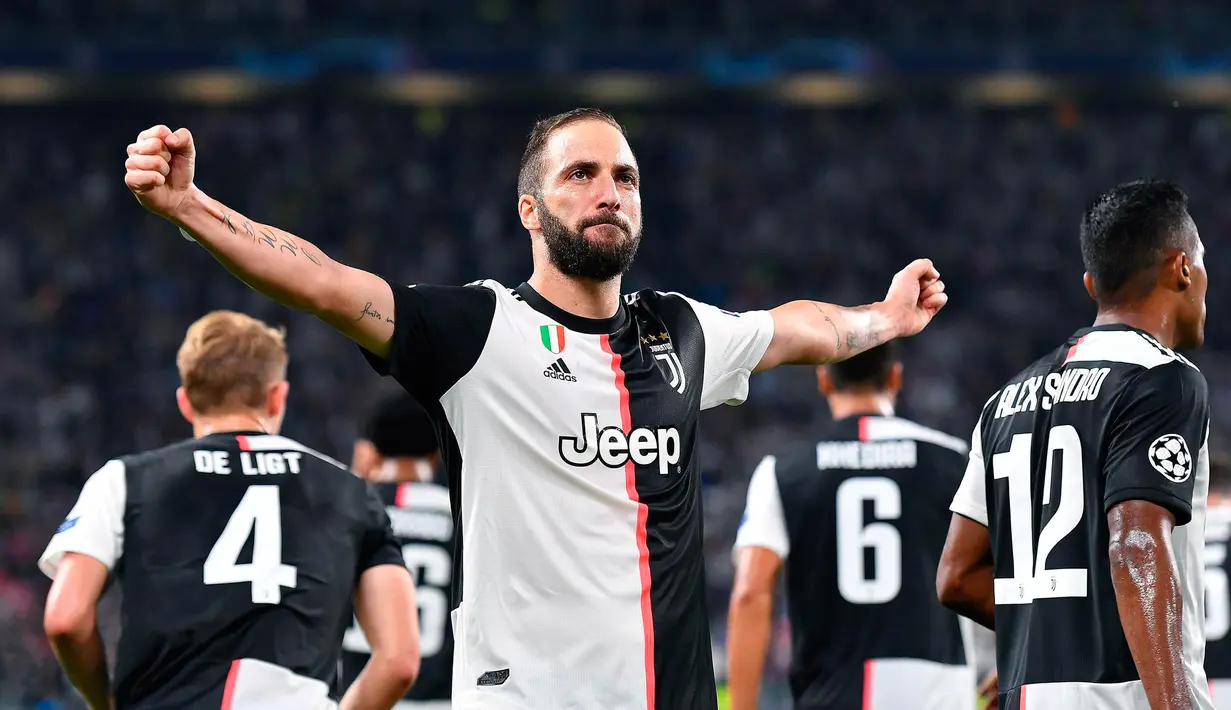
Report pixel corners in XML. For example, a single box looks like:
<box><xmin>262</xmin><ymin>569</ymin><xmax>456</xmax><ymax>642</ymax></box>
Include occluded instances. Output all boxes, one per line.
<box><xmin>543</xmin><ymin>358</ymin><xmax>577</xmax><ymax>382</ymax></box>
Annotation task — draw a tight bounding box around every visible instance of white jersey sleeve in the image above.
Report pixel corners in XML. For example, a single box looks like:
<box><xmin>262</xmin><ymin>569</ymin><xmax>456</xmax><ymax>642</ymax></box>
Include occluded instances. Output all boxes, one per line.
<box><xmin>677</xmin><ymin>295</ymin><xmax>775</xmax><ymax>409</ymax></box>
<box><xmin>949</xmin><ymin>419</ymin><xmax>989</xmax><ymax>526</ymax></box>
<box><xmin>733</xmin><ymin>455</ymin><xmax>790</xmax><ymax>562</ymax></box>
<box><xmin>39</xmin><ymin>459</ymin><xmax>127</xmax><ymax>578</ymax></box>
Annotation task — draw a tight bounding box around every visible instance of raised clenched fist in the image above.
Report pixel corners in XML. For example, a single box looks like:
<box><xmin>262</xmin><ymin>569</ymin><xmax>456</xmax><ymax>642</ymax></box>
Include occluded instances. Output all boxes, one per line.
<box><xmin>882</xmin><ymin>258</ymin><xmax>948</xmax><ymax>338</ymax></box>
<box><xmin>124</xmin><ymin>125</ymin><xmax>197</xmax><ymax>220</ymax></box>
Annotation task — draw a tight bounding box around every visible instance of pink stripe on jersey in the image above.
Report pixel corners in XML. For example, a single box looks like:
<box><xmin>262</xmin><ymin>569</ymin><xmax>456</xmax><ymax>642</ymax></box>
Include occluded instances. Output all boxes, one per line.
<box><xmin>236</xmin><ymin>435</ymin><xmax>250</xmax><ymax>451</ymax></box>
<box><xmin>862</xmin><ymin>659</ymin><xmax>875</xmax><ymax>710</ymax></box>
<box><xmin>1064</xmin><ymin>335</ymin><xmax>1087</xmax><ymax>363</ymax></box>
<box><xmin>220</xmin><ymin>659</ymin><xmax>241</xmax><ymax>710</ymax></box>
<box><xmin>602</xmin><ymin>334</ymin><xmax>655</xmax><ymax>710</ymax></box>
<box><xmin>858</xmin><ymin>416</ymin><xmax>870</xmax><ymax>442</ymax></box>
<box><xmin>396</xmin><ymin>483</ymin><xmax>412</xmax><ymax>507</ymax></box>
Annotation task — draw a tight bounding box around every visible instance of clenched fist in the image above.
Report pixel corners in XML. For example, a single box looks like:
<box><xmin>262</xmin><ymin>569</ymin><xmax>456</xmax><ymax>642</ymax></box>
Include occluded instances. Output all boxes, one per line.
<box><xmin>124</xmin><ymin>125</ymin><xmax>196</xmax><ymax>220</ymax></box>
<box><xmin>882</xmin><ymin>258</ymin><xmax>948</xmax><ymax>338</ymax></box>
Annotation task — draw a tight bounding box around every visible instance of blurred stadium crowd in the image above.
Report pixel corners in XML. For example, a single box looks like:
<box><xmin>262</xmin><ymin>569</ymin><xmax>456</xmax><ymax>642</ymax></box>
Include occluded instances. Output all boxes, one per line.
<box><xmin>0</xmin><ymin>0</ymin><xmax>1222</xmax><ymax>49</ymax></box>
<box><xmin>3</xmin><ymin>100</ymin><xmax>1231</xmax><ymax>707</ymax></box>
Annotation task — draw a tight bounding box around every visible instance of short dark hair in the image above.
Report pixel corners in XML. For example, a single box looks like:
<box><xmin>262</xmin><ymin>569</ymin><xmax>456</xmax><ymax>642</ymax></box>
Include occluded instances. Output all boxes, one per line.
<box><xmin>361</xmin><ymin>393</ymin><xmax>438</xmax><ymax>458</ymax></box>
<box><xmin>517</xmin><ymin>108</ymin><xmax>626</xmax><ymax>197</ymax></box>
<box><xmin>1080</xmin><ymin>179</ymin><xmax>1194</xmax><ymax>303</ymax></box>
<box><xmin>825</xmin><ymin>341</ymin><xmax>900</xmax><ymax>391</ymax></box>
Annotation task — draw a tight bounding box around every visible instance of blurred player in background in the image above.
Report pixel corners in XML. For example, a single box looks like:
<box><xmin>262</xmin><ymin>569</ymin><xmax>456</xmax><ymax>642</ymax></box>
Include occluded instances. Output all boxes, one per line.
<box><xmin>342</xmin><ymin>393</ymin><xmax>453</xmax><ymax>709</ymax></box>
<box><xmin>1204</xmin><ymin>452</ymin><xmax>1231</xmax><ymax>705</ymax></box>
<box><xmin>938</xmin><ymin>180</ymin><xmax>1213</xmax><ymax>709</ymax></box>
<box><xmin>40</xmin><ymin>311</ymin><xmax>420</xmax><ymax>710</ymax></box>
<box><xmin>123</xmin><ymin>110</ymin><xmax>946</xmax><ymax>709</ymax></box>
<box><xmin>728</xmin><ymin>342</ymin><xmax>977</xmax><ymax>710</ymax></box>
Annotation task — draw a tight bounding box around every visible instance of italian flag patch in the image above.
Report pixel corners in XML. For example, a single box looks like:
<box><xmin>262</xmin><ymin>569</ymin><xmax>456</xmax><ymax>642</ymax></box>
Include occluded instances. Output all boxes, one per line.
<box><xmin>540</xmin><ymin>324</ymin><xmax>566</xmax><ymax>353</ymax></box>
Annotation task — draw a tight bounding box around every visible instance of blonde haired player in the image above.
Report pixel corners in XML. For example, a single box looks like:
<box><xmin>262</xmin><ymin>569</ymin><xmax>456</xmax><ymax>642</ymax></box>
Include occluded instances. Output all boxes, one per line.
<box><xmin>42</xmin><ymin>311</ymin><xmax>419</xmax><ymax>710</ymax></box>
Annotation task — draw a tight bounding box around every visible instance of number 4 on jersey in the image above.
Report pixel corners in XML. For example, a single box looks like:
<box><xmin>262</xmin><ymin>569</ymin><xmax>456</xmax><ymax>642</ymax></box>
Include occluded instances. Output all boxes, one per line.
<box><xmin>992</xmin><ymin>425</ymin><xmax>1088</xmax><ymax>604</ymax></box>
<box><xmin>204</xmin><ymin>485</ymin><xmax>298</xmax><ymax>604</ymax></box>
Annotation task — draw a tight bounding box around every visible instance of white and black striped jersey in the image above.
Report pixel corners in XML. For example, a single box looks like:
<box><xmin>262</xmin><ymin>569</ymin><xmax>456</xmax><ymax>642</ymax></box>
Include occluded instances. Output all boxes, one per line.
<box><xmin>950</xmin><ymin>324</ymin><xmax>1213</xmax><ymax>710</ymax></box>
<box><xmin>362</xmin><ymin>279</ymin><xmax>775</xmax><ymax>710</ymax></box>
<box><xmin>1203</xmin><ymin>502</ymin><xmax>1231</xmax><ymax>705</ymax></box>
<box><xmin>38</xmin><ymin>433</ymin><xmax>405</xmax><ymax>710</ymax></box>
<box><xmin>340</xmin><ymin>481</ymin><xmax>454</xmax><ymax>708</ymax></box>
<box><xmin>734</xmin><ymin>415</ymin><xmax>977</xmax><ymax>710</ymax></box>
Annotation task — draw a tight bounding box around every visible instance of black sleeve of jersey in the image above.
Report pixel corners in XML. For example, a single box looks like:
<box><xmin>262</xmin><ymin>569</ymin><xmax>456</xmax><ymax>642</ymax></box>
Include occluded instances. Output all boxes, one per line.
<box><xmin>1103</xmin><ymin>361</ymin><xmax>1209</xmax><ymax>526</ymax></box>
<box><xmin>361</xmin><ymin>279</ymin><xmax>496</xmax><ymax>402</ymax></box>
<box><xmin>358</xmin><ymin>483</ymin><xmax>405</xmax><ymax>573</ymax></box>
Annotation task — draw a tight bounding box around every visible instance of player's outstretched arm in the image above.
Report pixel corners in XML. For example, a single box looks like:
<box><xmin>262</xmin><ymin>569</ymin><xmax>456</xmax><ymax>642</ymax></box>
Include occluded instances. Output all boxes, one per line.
<box><xmin>124</xmin><ymin>125</ymin><xmax>398</xmax><ymax>358</ymax></box>
<box><xmin>342</xmin><ymin>565</ymin><xmax>420</xmax><ymax>710</ymax></box>
<box><xmin>727</xmin><ymin>547</ymin><xmax>782</xmax><ymax>710</ymax></box>
<box><xmin>937</xmin><ymin>514</ymin><xmax>996</xmax><ymax>630</ymax></box>
<box><xmin>44</xmin><ymin>553</ymin><xmax>113</xmax><ymax>710</ymax></box>
<box><xmin>1108</xmin><ymin>500</ymin><xmax>1193</xmax><ymax>710</ymax></box>
<box><xmin>756</xmin><ymin>259</ymin><xmax>946</xmax><ymax>370</ymax></box>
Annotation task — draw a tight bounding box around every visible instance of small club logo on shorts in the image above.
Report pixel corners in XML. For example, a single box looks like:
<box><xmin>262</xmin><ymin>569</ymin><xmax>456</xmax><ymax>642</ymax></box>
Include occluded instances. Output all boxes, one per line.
<box><xmin>477</xmin><ymin>668</ymin><xmax>510</xmax><ymax>686</ymax></box>
<box><xmin>1147</xmin><ymin>433</ymin><xmax>1192</xmax><ymax>483</ymax></box>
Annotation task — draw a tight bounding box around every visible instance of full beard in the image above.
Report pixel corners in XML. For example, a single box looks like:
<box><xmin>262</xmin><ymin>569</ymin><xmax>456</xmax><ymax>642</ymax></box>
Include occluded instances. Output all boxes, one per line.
<box><xmin>537</xmin><ymin>199</ymin><xmax>641</xmax><ymax>281</ymax></box>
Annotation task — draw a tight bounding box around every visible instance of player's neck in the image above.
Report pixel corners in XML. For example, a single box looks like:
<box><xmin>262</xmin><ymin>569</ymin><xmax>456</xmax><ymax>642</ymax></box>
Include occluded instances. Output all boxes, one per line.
<box><xmin>527</xmin><ymin>265</ymin><xmax>623</xmax><ymax>321</ymax></box>
<box><xmin>827</xmin><ymin>392</ymin><xmax>895</xmax><ymax>420</ymax></box>
<box><xmin>192</xmin><ymin>412</ymin><xmax>275</xmax><ymax>439</ymax></box>
<box><xmin>1092</xmin><ymin>304</ymin><xmax>1180</xmax><ymax>349</ymax></box>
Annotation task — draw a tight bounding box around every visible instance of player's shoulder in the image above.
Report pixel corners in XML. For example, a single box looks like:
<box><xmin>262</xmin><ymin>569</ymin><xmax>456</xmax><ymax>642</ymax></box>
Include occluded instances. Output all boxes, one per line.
<box><xmin>118</xmin><ymin>436</ymin><xmax>205</xmax><ymax>472</ymax></box>
<box><xmin>1065</xmin><ymin>326</ymin><xmax>1202</xmax><ymax>375</ymax></box>
<box><xmin>380</xmin><ymin>481</ymin><xmax>451</xmax><ymax>515</ymax></box>
<box><xmin>629</xmin><ymin>288</ymin><xmax>744</xmax><ymax>313</ymax></box>
<box><xmin>391</xmin><ymin>278</ymin><xmax>500</xmax><ymax>315</ymax></box>
<box><xmin>858</xmin><ymin>415</ymin><xmax>969</xmax><ymax>457</ymax></box>
<box><xmin>624</xmin><ymin>288</ymin><xmax>691</xmax><ymax>316</ymax></box>
<box><xmin>236</xmin><ymin>434</ymin><xmax>356</xmax><ymax>475</ymax></box>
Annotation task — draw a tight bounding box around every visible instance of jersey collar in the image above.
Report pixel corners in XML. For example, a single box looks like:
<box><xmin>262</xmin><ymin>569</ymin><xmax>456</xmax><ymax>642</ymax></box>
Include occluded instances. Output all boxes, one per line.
<box><xmin>1072</xmin><ymin>322</ymin><xmax>1154</xmax><ymax>339</ymax></box>
<box><xmin>515</xmin><ymin>282</ymin><xmax>628</xmax><ymax>335</ymax></box>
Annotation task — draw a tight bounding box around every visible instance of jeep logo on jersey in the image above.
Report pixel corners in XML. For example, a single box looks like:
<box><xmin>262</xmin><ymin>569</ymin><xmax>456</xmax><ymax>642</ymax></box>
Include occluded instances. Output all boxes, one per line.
<box><xmin>559</xmin><ymin>413</ymin><xmax>681</xmax><ymax>475</ymax></box>
<box><xmin>1147</xmin><ymin>433</ymin><xmax>1192</xmax><ymax>483</ymax></box>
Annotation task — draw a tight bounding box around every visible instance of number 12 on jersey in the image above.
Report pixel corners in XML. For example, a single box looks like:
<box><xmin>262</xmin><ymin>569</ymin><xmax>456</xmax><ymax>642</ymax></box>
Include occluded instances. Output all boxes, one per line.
<box><xmin>992</xmin><ymin>425</ymin><xmax>1088</xmax><ymax>604</ymax></box>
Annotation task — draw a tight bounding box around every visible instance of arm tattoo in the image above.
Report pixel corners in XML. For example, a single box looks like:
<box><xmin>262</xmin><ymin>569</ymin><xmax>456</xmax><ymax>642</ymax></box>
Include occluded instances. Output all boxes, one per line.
<box><xmin>256</xmin><ymin>227</ymin><xmax>278</xmax><ymax>250</ymax></box>
<box><xmin>220</xmin><ymin>212</ymin><xmax>237</xmax><ymax>234</ymax></box>
<box><xmin>356</xmin><ymin>301</ymin><xmax>394</xmax><ymax>325</ymax></box>
<box><xmin>843</xmin><ymin>305</ymin><xmax>886</xmax><ymax>353</ymax></box>
<box><xmin>811</xmin><ymin>302</ymin><xmax>843</xmax><ymax>353</ymax></box>
<box><xmin>278</xmin><ymin>234</ymin><xmax>299</xmax><ymax>257</ymax></box>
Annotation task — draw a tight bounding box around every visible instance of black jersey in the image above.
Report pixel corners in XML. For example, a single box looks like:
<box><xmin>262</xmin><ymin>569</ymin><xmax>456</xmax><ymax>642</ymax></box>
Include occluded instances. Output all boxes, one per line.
<box><xmin>361</xmin><ymin>279</ymin><xmax>776</xmax><ymax>709</ymax></box>
<box><xmin>949</xmin><ymin>324</ymin><xmax>1213</xmax><ymax>710</ymax></box>
<box><xmin>735</xmin><ymin>415</ymin><xmax>976</xmax><ymax>710</ymax></box>
<box><xmin>39</xmin><ymin>432</ymin><xmax>404</xmax><ymax>710</ymax></box>
<box><xmin>1203</xmin><ymin>502</ymin><xmax>1231</xmax><ymax>704</ymax></box>
<box><xmin>340</xmin><ymin>481</ymin><xmax>454</xmax><ymax>704</ymax></box>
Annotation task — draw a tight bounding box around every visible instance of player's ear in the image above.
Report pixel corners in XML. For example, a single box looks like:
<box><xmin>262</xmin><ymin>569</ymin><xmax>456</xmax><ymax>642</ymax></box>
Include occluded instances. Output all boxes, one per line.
<box><xmin>352</xmin><ymin>440</ymin><xmax>378</xmax><ymax>479</ymax></box>
<box><xmin>267</xmin><ymin>380</ymin><xmax>290</xmax><ymax>420</ymax></box>
<box><xmin>816</xmin><ymin>366</ymin><xmax>833</xmax><ymax>397</ymax></box>
<box><xmin>519</xmin><ymin>194</ymin><xmax>540</xmax><ymax>232</ymax></box>
<box><xmin>886</xmin><ymin>362</ymin><xmax>904</xmax><ymax>395</ymax></box>
<box><xmin>175</xmin><ymin>387</ymin><xmax>195</xmax><ymax>425</ymax></box>
<box><xmin>1174</xmin><ymin>251</ymin><xmax>1193</xmax><ymax>292</ymax></box>
<box><xmin>1082</xmin><ymin>272</ymin><xmax>1098</xmax><ymax>301</ymax></box>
